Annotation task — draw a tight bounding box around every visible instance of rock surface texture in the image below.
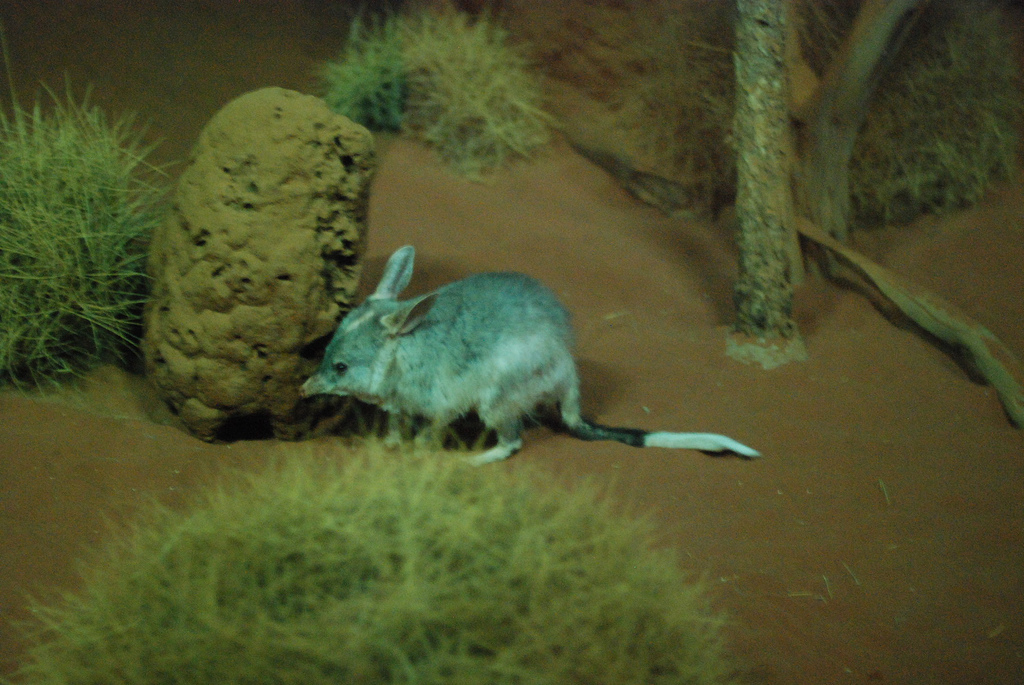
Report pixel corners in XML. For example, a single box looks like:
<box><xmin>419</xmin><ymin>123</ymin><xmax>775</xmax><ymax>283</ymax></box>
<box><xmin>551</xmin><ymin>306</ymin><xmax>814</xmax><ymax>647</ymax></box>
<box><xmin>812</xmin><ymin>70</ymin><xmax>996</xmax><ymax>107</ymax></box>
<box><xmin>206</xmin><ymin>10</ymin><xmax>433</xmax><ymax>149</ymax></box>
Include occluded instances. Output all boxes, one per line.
<box><xmin>144</xmin><ymin>87</ymin><xmax>375</xmax><ymax>440</ymax></box>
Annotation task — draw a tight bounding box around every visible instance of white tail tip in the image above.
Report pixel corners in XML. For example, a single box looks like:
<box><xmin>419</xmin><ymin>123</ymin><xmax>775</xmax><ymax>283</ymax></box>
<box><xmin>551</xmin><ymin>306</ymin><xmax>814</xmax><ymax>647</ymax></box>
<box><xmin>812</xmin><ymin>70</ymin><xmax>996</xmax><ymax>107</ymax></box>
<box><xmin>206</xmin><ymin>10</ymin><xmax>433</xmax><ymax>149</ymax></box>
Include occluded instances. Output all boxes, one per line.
<box><xmin>643</xmin><ymin>432</ymin><xmax>761</xmax><ymax>458</ymax></box>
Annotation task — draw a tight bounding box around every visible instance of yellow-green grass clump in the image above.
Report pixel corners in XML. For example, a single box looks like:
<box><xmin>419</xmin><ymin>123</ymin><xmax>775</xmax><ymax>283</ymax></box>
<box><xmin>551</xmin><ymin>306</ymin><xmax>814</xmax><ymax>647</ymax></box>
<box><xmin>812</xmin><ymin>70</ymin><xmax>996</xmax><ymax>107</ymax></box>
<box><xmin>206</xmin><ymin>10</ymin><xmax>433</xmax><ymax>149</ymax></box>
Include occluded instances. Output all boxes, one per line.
<box><xmin>321</xmin><ymin>9</ymin><xmax>551</xmax><ymax>180</ymax></box>
<box><xmin>13</xmin><ymin>454</ymin><xmax>739</xmax><ymax>685</ymax></box>
<box><xmin>0</xmin><ymin>77</ymin><xmax>162</xmax><ymax>387</ymax></box>
<box><xmin>797</xmin><ymin>0</ymin><xmax>1021</xmax><ymax>226</ymax></box>
<box><xmin>400</xmin><ymin>10</ymin><xmax>552</xmax><ymax>179</ymax></box>
<box><xmin>849</xmin><ymin>3</ymin><xmax>1020</xmax><ymax>225</ymax></box>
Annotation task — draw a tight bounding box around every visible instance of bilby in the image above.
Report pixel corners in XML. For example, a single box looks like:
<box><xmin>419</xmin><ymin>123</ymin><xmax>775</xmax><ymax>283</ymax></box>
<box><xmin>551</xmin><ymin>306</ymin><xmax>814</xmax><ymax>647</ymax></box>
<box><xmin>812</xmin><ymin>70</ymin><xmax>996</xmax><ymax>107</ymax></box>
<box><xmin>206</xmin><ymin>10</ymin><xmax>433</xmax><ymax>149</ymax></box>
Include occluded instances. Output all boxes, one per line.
<box><xmin>301</xmin><ymin>245</ymin><xmax>759</xmax><ymax>465</ymax></box>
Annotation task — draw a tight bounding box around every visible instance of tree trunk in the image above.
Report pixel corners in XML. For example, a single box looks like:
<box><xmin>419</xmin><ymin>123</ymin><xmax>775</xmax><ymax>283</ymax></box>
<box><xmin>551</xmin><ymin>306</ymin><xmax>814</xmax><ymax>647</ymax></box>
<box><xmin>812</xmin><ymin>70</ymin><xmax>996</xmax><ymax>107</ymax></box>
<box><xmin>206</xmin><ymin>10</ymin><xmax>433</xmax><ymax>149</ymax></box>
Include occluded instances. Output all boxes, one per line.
<box><xmin>563</xmin><ymin>0</ymin><xmax>1024</xmax><ymax>426</ymax></box>
<box><xmin>731</xmin><ymin>0</ymin><xmax>802</xmax><ymax>353</ymax></box>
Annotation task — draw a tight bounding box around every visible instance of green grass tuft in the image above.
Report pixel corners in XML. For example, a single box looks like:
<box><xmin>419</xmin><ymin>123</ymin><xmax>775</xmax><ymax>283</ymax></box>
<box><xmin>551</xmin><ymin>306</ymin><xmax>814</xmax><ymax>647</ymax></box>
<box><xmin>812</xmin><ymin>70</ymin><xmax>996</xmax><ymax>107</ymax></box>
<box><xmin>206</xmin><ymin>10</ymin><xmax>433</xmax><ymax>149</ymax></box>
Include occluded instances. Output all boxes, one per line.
<box><xmin>0</xmin><ymin>35</ymin><xmax>164</xmax><ymax>387</ymax></box>
<box><xmin>320</xmin><ymin>14</ymin><xmax>407</xmax><ymax>132</ymax></box>
<box><xmin>13</xmin><ymin>454</ymin><xmax>739</xmax><ymax>684</ymax></box>
<box><xmin>319</xmin><ymin>9</ymin><xmax>552</xmax><ymax>180</ymax></box>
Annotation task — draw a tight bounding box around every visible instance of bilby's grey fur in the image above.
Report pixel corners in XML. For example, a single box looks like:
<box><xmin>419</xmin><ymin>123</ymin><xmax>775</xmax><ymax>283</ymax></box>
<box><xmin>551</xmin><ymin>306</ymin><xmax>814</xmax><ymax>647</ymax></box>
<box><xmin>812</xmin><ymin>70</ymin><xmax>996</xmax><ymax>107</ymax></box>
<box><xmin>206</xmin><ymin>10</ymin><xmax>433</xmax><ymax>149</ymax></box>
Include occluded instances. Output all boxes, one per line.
<box><xmin>301</xmin><ymin>245</ymin><xmax>759</xmax><ymax>465</ymax></box>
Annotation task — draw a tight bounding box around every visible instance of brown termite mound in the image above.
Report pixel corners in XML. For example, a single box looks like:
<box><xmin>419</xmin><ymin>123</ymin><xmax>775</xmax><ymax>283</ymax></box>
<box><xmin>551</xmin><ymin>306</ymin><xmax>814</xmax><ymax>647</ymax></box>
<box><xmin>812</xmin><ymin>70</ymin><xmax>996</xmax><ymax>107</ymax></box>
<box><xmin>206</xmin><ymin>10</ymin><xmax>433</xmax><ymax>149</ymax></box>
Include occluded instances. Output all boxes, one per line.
<box><xmin>143</xmin><ymin>87</ymin><xmax>375</xmax><ymax>441</ymax></box>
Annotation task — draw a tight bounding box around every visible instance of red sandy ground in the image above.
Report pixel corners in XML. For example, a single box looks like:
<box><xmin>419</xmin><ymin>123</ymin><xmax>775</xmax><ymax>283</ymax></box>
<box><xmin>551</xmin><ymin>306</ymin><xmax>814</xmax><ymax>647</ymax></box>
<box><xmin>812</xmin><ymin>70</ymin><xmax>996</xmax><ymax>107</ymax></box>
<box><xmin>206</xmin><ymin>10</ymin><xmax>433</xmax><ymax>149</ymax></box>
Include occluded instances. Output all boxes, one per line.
<box><xmin>1</xmin><ymin>2</ymin><xmax>1022</xmax><ymax>683</ymax></box>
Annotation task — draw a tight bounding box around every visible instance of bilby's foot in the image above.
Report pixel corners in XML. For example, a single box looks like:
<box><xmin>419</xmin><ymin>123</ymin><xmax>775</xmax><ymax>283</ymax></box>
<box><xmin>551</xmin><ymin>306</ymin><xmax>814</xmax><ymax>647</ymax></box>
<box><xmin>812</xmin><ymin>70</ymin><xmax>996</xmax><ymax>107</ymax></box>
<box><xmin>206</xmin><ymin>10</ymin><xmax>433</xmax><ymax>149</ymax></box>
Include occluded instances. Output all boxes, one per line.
<box><xmin>465</xmin><ymin>438</ymin><xmax>522</xmax><ymax>466</ymax></box>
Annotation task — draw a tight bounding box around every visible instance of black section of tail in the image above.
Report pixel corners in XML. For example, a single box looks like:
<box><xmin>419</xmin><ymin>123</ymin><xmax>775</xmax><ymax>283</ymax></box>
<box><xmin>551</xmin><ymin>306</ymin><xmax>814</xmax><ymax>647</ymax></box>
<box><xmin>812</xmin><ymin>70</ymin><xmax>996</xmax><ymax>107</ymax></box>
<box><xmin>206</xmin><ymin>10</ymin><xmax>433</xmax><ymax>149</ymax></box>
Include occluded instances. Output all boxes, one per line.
<box><xmin>564</xmin><ymin>418</ymin><xmax>647</xmax><ymax>448</ymax></box>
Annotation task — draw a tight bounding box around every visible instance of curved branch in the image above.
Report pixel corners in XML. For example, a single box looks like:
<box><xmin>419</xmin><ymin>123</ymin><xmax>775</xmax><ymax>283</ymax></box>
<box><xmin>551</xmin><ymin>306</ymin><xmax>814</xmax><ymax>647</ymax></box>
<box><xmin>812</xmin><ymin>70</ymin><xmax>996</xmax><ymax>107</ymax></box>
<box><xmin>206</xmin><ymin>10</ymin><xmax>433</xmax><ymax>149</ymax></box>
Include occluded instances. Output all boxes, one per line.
<box><xmin>796</xmin><ymin>217</ymin><xmax>1024</xmax><ymax>428</ymax></box>
<box><xmin>796</xmin><ymin>0</ymin><xmax>927</xmax><ymax>125</ymax></box>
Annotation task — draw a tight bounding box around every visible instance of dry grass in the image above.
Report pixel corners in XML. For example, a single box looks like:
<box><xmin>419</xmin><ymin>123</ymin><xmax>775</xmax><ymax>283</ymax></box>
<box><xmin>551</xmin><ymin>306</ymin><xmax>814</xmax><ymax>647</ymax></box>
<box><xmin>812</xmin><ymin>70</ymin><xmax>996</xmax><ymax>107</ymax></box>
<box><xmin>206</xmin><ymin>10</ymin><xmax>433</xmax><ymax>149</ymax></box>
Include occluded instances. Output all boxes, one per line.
<box><xmin>564</xmin><ymin>0</ymin><xmax>1020</xmax><ymax>224</ymax></box>
<box><xmin>848</xmin><ymin>3</ymin><xmax>1021</xmax><ymax>225</ymax></box>
<box><xmin>604</xmin><ymin>0</ymin><xmax>736</xmax><ymax>213</ymax></box>
<box><xmin>320</xmin><ymin>8</ymin><xmax>552</xmax><ymax>180</ymax></box>
<box><xmin>400</xmin><ymin>9</ymin><xmax>552</xmax><ymax>180</ymax></box>
<box><xmin>12</xmin><ymin>452</ymin><xmax>740</xmax><ymax>684</ymax></box>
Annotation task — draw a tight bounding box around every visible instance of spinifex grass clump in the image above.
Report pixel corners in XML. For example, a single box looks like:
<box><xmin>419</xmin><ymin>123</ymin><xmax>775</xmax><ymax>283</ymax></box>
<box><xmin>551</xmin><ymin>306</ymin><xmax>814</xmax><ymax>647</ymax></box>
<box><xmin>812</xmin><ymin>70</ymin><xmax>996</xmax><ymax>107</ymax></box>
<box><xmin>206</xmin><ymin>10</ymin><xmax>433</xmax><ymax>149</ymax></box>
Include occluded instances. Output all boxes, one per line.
<box><xmin>320</xmin><ymin>9</ymin><xmax>551</xmax><ymax>179</ymax></box>
<box><xmin>14</xmin><ymin>454</ymin><xmax>739</xmax><ymax>685</ymax></box>
<box><xmin>796</xmin><ymin>0</ymin><xmax>1021</xmax><ymax>227</ymax></box>
<box><xmin>320</xmin><ymin>14</ymin><xmax>407</xmax><ymax>132</ymax></box>
<box><xmin>848</xmin><ymin>4</ymin><xmax>1020</xmax><ymax>225</ymax></box>
<box><xmin>400</xmin><ymin>10</ymin><xmax>552</xmax><ymax>180</ymax></box>
<box><xmin>0</xmin><ymin>72</ymin><xmax>162</xmax><ymax>386</ymax></box>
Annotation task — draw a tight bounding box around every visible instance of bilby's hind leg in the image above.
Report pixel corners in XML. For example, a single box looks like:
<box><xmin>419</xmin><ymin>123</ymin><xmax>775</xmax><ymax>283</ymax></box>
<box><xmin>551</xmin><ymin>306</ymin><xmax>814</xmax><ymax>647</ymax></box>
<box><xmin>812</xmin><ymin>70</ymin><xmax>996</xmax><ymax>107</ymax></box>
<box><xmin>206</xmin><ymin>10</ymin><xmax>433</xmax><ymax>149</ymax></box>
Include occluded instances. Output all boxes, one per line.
<box><xmin>556</xmin><ymin>371</ymin><xmax>586</xmax><ymax>432</ymax></box>
<box><xmin>466</xmin><ymin>415</ymin><xmax>523</xmax><ymax>466</ymax></box>
<box><xmin>468</xmin><ymin>357</ymin><xmax>578</xmax><ymax>465</ymax></box>
<box><xmin>557</xmin><ymin>370</ymin><xmax>581</xmax><ymax>423</ymax></box>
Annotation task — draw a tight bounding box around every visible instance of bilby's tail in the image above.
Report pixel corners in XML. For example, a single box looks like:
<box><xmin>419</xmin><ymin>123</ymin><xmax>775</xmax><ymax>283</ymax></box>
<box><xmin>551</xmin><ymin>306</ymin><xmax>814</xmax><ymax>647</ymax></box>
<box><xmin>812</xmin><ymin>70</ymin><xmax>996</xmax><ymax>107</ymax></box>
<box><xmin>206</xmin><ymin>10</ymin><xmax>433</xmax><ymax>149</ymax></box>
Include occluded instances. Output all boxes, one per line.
<box><xmin>564</xmin><ymin>418</ymin><xmax>761</xmax><ymax>458</ymax></box>
<box><xmin>556</xmin><ymin>378</ymin><xmax>760</xmax><ymax>458</ymax></box>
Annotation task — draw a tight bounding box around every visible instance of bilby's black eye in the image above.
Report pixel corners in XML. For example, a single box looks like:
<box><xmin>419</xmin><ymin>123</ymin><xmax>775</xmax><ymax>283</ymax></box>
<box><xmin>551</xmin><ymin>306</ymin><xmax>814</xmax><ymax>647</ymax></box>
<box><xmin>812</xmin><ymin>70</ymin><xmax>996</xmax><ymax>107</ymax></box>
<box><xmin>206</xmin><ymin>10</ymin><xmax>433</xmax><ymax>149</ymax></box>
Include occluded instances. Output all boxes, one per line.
<box><xmin>333</xmin><ymin>362</ymin><xmax>348</xmax><ymax>375</ymax></box>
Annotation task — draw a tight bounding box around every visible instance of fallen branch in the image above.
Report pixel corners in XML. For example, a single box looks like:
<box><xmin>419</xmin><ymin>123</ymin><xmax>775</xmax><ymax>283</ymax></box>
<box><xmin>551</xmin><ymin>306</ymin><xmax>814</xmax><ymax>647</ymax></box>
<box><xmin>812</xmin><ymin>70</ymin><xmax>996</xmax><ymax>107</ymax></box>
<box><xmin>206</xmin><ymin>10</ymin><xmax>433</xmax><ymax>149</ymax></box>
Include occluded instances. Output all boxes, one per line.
<box><xmin>796</xmin><ymin>216</ymin><xmax>1024</xmax><ymax>428</ymax></box>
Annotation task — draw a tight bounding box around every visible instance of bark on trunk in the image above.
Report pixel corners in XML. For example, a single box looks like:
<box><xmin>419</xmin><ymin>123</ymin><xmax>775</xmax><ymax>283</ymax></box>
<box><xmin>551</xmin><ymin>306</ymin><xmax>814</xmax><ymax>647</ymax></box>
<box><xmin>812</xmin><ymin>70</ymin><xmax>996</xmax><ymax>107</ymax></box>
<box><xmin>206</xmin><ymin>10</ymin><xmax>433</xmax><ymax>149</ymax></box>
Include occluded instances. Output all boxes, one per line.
<box><xmin>732</xmin><ymin>0</ymin><xmax>799</xmax><ymax>340</ymax></box>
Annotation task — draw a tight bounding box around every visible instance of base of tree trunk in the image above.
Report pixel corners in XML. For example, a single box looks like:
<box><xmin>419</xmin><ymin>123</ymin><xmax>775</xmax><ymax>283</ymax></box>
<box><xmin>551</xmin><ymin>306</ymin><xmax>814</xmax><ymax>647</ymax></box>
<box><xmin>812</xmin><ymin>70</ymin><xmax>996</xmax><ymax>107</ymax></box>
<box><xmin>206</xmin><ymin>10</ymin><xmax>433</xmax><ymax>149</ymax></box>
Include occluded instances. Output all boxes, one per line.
<box><xmin>726</xmin><ymin>331</ymin><xmax>808</xmax><ymax>370</ymax></box>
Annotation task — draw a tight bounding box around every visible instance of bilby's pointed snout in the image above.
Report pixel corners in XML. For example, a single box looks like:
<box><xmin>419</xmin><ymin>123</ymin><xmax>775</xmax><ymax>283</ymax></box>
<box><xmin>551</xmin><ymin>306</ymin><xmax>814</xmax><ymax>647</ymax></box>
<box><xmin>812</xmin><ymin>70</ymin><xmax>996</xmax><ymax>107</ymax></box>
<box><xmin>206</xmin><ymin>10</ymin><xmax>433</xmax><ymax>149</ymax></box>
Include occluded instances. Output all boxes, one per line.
<box><xmin>299</xmin><ymin>375</ymin><xmax>322</xmax><ymax>398</ymax></box>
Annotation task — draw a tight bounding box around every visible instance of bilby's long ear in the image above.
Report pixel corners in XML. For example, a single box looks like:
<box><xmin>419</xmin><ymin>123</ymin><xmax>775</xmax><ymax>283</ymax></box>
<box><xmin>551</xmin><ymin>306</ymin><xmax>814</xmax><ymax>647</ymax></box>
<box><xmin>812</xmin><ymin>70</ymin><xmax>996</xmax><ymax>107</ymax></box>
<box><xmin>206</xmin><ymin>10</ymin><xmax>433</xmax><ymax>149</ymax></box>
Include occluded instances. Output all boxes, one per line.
<box><xmin>370</xmin><ymin>245</ymin><xmax>415</xmax><ymax>300</ymax></box>
<box><xmin>381</xmin><ymin>292</ymin><xmax>438</xmax><ymax>337</ymax></box>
